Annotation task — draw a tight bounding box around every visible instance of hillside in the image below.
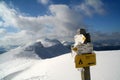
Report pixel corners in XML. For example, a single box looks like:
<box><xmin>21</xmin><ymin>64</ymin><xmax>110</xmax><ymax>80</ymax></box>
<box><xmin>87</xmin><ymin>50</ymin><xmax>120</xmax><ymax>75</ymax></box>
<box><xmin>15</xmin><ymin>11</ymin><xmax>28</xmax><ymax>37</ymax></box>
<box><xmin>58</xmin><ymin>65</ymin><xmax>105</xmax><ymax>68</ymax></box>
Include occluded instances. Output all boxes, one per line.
<box><xmin>0</xmin><ymin>39</ymin><xmax>120</xmax><ymax>80</ymax></box>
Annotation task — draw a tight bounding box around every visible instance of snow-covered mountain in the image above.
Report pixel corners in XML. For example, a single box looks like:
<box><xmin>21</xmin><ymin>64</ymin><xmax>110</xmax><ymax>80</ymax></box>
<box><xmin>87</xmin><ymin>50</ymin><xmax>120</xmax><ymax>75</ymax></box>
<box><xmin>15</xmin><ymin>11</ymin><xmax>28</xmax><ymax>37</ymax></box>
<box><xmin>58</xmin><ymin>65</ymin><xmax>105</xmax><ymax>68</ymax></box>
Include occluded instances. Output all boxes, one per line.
<box><xmin>0</xmin><ymin>39</ymin><xmax>70</xmax><ymax>79</ymax></box>
<box><xmin>62</xmin><ymin>41</ymin><xmax>74</xmax><ymax>49</ymax></box>
<box><xmin>0</xmin><ymin>39</ymin><xmax>120</xmax><ymax>80</ymax></box>
<box><xmin>23</xmin><ymin>38</ymin><xmax>70</xmax><ymax>59</ymax></box>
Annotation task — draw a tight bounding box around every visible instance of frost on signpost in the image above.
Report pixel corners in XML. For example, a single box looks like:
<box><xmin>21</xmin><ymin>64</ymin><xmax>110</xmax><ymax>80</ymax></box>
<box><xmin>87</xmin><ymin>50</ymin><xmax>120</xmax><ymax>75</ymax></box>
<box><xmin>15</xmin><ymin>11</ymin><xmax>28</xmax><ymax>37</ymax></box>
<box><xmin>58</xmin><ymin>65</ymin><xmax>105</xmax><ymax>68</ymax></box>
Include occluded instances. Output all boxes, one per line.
<box><xmin>71</xmin><ymin>29</ymin><xmax>96</xmax><ymax>80</ymax></box>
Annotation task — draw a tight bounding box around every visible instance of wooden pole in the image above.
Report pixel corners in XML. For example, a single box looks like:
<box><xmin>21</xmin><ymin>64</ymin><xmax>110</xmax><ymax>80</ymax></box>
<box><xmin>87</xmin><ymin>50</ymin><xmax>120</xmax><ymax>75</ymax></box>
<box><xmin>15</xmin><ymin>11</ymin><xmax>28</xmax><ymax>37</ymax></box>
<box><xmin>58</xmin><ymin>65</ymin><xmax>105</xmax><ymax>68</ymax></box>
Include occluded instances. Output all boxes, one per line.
<box><xmin>81</xmin><ymin>68</ymin><xmax>85</xmax><ymax>80</ymax></box>
<box><xmin>73</xmin><ymin>29</ymin><xmax>94</xmax><ymax>80</ymax></box>
<box><xmin>79</xmin><ymin>29</ymin><xmax>91</xmax><ymax>80</ymax></box>
<box><xmin>83</xmin><ymin>67</ymin><xmax>91</xmax><ymax>80</ymax></box>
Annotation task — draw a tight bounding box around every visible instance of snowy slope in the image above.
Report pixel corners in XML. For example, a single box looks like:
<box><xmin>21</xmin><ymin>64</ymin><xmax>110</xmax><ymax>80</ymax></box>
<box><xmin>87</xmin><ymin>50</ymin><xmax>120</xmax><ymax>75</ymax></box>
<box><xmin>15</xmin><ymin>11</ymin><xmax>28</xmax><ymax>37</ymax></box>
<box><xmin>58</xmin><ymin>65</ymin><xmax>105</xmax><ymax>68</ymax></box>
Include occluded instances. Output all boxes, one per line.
<box><xmin>0</xmin><ymin>39</ymin><xmax>70</xmax><ymax>79</ymax></box>
<box><xmin>34</xmin><ymin>39</ymin><xmax>70</xmax><ymax>59</ymax></box>
<box><xmin>0</xmin><ymin>39</ymin><xmax>120</xmax><ymax>80</ymax></box>
<box><xmin>0</xmin><ymin>50</ymin><xmax>120</xmax><ymax>80</ymax></box>
<box><xmin>10</xmin><ymin>50</ymin><xmax>120</xmax><ymax>80</ymax></box>
<box><xmin>0</xmin><ymin>47</ymin><xmax>39</xmax><ymax>79</ymax></box>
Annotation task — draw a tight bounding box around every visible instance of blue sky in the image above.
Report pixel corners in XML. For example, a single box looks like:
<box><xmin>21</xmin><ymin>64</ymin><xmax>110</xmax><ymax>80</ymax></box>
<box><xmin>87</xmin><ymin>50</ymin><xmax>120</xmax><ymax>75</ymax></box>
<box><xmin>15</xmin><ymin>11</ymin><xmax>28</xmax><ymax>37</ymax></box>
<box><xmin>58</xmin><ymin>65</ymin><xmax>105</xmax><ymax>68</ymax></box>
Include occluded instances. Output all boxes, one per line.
<box><xmin>85</xmin><ymin>0</ymin><xmax>120</xmax><ymax>33</ymax></box>
<box><xmin>0</xmin><ymin>0</ymin><xmax>120</xmax><ymax>46</ymax></box>
<box><xmin>4</xmin><ymin>0</ymin><xmax>120</xmax><ymax>32</ymax></box>
<box><xmin>2</xmin><ymin>0</ymin><xmax>120</xmax><ymax>33</ymax></box>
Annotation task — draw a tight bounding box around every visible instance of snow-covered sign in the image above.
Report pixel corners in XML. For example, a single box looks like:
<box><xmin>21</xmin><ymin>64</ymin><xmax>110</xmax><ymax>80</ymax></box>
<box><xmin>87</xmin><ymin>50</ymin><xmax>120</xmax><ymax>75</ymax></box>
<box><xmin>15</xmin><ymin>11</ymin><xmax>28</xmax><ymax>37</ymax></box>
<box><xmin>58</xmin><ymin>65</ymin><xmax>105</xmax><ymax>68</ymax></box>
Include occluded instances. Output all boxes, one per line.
<box><xmin>72</xmin><ymin>43</ymin><xmax>93</xmax><ymax>54</ymax></box>
<box><xmin>75</xmin><ymin>53</ymin><xmax>96</xmax><ymax>68</ymax></box>
<box><xmin>74</xmin><ymin>34</ymin><xmax>86</xmax><ymax>45</ymax></box>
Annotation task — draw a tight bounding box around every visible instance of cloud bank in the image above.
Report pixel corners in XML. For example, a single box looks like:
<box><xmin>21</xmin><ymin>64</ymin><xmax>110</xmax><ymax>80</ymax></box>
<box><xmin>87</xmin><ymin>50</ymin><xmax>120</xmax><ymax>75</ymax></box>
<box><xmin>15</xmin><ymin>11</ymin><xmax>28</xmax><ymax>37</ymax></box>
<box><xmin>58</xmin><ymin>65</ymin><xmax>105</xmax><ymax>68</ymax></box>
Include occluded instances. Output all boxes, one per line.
<box><xmin>0</xmin><ymin>0</ymin><xmax>119</xmax><ymax>47</ymax></box>
<box><xmin>0</xmin><ymin>1</ymin><xmax>86</xmax><ymax>46</ymax></box>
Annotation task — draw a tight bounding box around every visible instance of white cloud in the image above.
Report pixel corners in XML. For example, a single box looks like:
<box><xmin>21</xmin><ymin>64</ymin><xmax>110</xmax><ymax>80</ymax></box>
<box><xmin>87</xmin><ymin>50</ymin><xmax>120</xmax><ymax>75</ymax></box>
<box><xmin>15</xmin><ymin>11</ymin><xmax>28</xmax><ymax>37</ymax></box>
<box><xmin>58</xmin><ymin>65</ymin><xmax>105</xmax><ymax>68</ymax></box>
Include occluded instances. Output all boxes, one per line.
<box><xmin>0</xmin><ymin>2</ymin><xmax>86</xmax><ymax>46</ymax></box>
<box><xmin>1</xmin><ymin>1</ymin><xmax>117</xmax><ymax>48</ymax></box>
<box><xmin>16</xmin><ymin>4</ymin><xmax>85</xmax><ymax>40</ymax></box>
<box><xmin>37</xmin><ymin>0</ymin><xmax>49</xmax><ymax>5</ymax></box>
<box><xmin>0</xmin><ymin>30</ymin><xmax>34</xmax><ymax>47</ymax></box>
<box><xmin>0</xmin><ymin>28</ymin><xmax>6</xmax><ymax>35</ymax></box>
<box><xmin>0</xmin><ymin>2</ymin><xmax>18</xmax><ymax>27</ymax></box>
<box><xmin>85</xmin><ymin>0</ymin><xmax>105</xmax><ymax>14</ymax></box>
<box><xmin>90</xmin><ymin>31</ymin><xmax>120</xmax><ymax>44</ymax></box>
<box><xmin>74</xmin><ymin>0</ymin><xmax>105</xmax><ymax>16</ymax></box>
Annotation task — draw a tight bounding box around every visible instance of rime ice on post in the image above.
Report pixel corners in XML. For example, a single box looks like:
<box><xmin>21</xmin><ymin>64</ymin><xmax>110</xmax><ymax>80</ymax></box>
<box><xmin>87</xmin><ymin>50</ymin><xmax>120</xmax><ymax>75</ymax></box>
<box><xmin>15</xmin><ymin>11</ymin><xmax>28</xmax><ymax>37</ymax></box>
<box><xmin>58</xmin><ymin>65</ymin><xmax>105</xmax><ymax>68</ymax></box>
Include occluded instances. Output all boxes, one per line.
<box><xmin>71</xmin><ymin>29</ymin><xmax>96</xmax><ymax>80</ymax></box>
<box><xmin>74</xmin><ymin>29</ymin><xmax>93</xmax><ymax>54</ymax></box>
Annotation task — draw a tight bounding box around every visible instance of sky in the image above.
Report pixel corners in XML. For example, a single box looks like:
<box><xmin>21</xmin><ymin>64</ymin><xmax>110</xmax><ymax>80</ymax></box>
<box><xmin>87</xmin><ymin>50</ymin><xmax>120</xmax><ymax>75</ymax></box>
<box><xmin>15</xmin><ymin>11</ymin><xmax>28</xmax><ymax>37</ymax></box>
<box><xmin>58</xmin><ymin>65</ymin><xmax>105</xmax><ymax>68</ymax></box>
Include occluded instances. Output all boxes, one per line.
<box><xmin>0</xmin><ymin>0</ymin><xmax>120</xmax><ymax>47</ymax></box>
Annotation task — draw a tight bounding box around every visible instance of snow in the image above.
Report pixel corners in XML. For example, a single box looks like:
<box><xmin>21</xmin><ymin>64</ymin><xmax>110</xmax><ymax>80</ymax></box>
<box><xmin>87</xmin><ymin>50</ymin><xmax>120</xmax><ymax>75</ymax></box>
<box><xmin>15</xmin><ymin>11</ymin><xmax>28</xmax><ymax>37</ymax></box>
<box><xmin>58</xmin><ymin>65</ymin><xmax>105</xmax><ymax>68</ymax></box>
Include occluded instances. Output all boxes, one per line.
<box><xmin>0</xmin><ymin>47</ymin><xmax>39</xmax><ymax>79</ymax></box>
<box><xmin>12</xmin><ymin>50</ymin><xmax>120</xmax><ymax>80</ymax></box>
<box><xmin>91</xmin><ymin>50</ymin><xmax>120</xmax><ymax>80</ymax></box>
<box><xmin>0</xmin><ymin>39</ymin><xmax>120</xmax><ymax>80</ymax></box>
<box><xmin>37</xmin><ymin>38</ymin><xmax>61</xmax><ymax>47</ymax></box>
<box><xmin>23</xmin><ymin>38</ymin><xmax>70</xmax><ymax>59</ymax></box>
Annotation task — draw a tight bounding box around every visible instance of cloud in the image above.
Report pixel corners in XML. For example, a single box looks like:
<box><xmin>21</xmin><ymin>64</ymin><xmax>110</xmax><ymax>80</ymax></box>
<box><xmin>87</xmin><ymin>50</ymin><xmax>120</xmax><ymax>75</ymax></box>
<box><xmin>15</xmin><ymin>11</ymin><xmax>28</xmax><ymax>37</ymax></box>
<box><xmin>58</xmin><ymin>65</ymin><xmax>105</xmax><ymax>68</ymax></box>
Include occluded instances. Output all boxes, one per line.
<box><xmin>86</xmin><ymin>0</ymin><xmax>105</xmax><ymax>14</ymax></box>
<box><xmin>74</xmin><ymin>0</ymin><xmax>105</xmax><ymax>16</ymax></box>
<box><xmin>0</xmin><ymin>28</ymin><xmax>6</xmax><ymax>35</ymax></box>
<box><xmin>0</xmin><ymin>2</ymin><xmax>86</xmax><ymax>46</ymax></box>
<box><xmin>20</xmin><ymin>4</ymin><xmax>85</xmax><ymax>40</ymax></box>
<box><xmin>37</xmin><ymin>0</ymin><xmax>49</xmax><ymax>5</ymax></box>
<box><xmin>15</xmin><ymin>4</ymin><xmax>85</xmax><ymax>38</ymax></box>
<box><xmin>0</xmin><ymin>2</ymin><xmax>18</xmax><ymax>27</ymax></box>
<box><xmin>0</xmin><ymin>1</ymin><xmax>119</xmax><ymax>48</ymax></box>
<box><xmin>91</xmin><ymin>31</ymin><xmax>120</xmax><ymax>42</ymax></box>
<box><xmin>0</xmin><ymin>30</ymin><xmax>34</xmax><ymax>47</ymax></box>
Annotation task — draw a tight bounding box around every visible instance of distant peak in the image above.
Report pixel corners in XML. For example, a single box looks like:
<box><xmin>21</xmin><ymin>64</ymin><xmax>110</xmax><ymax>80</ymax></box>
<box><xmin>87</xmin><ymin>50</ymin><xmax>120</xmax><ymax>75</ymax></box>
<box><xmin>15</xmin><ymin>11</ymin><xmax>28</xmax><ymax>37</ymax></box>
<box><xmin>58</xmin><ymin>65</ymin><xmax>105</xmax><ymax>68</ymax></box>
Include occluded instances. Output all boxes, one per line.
<box><xmin>38</xmin><ymin>38</ymin><xmax>61</xmax><ymax>47</ymax></box>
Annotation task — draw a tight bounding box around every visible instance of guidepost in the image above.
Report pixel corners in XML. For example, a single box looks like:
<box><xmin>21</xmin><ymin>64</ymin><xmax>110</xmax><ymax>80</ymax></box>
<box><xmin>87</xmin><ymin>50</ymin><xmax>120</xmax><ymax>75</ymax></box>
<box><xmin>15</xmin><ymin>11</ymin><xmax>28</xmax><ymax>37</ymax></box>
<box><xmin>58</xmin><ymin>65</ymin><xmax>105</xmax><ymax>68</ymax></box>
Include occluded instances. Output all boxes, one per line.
<box><xmin>71</xmin><ymin>29</ymin><xmax>96</xmax><ymax>80</ymax></box>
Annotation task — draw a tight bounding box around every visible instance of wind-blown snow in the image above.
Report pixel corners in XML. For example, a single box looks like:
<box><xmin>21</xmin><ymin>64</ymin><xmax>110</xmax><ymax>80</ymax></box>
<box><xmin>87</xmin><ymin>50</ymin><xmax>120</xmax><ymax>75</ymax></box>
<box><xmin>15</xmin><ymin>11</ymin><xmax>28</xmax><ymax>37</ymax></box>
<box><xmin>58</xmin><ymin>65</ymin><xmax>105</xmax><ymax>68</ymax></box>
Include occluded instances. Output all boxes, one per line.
<box><xmin>0</xmin><ymin>39</ymin><xmax>120</xmax><ymax>80</ymax></box>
